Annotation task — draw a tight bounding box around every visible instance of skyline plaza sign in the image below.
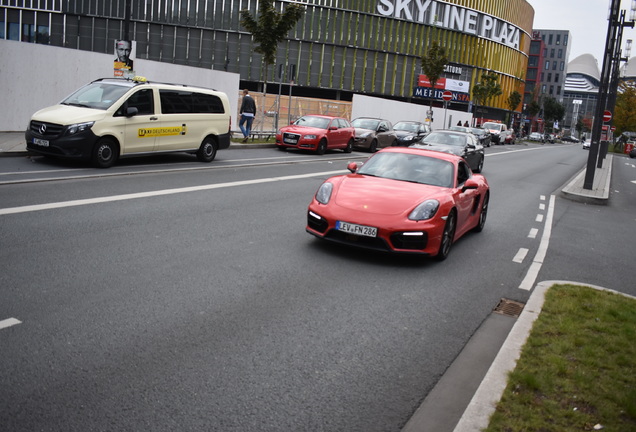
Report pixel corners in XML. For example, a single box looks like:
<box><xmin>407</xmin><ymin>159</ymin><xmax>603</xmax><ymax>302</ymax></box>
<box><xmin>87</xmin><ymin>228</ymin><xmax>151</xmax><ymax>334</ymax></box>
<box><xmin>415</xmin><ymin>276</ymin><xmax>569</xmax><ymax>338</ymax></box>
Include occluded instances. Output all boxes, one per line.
<box><xmin>376</xmin><ymin>0</ymin><xmax>522</xmax><ymax>50</ymax></box>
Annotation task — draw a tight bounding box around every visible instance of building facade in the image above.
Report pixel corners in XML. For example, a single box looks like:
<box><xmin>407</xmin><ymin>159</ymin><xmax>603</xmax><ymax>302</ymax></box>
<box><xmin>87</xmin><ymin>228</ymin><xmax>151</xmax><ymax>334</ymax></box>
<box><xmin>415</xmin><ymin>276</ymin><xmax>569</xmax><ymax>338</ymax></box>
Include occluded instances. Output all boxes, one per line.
<box><xmin>533</xmin><ymin>29</ymin><xmax>572</xmax><ymax>102</ymax></box>
<box><xmin>563</xmin><ymin>53</ymin><xmax>601</xmax><ymax>135</ymax></box>
<box><xmin>1</xmin><ymin>0</ymin><xmax>535</xmax><ymax>120</ymax></box>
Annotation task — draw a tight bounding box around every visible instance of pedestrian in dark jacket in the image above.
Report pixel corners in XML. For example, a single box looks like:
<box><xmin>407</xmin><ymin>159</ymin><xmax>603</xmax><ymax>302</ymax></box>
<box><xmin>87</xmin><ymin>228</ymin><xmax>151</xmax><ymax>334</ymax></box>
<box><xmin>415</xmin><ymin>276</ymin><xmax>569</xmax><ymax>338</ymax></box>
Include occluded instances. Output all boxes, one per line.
<box><xmin>239</xmin><ymin>89</ymin><xmax>257</xmax><ymax>142</ymax></box>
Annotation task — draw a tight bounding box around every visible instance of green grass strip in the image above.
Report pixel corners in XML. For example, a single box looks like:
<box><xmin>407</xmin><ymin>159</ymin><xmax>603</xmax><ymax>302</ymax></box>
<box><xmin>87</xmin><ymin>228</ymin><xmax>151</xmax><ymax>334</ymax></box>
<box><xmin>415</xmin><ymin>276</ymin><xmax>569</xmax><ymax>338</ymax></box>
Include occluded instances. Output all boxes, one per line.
<box><xmin>485</xmin><ymin>284</ymin><xmax>636</xmax><ymax>431</ymax></box>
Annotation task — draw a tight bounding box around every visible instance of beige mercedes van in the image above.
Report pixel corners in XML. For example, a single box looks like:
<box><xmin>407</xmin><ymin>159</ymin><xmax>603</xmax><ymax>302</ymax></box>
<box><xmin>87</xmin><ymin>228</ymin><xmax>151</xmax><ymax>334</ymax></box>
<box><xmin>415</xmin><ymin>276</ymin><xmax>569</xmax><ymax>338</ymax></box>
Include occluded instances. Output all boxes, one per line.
<box><xmin>26</xmin><ymin>77</ymin><xmax>231</xmax><ymax>168</ymax></box>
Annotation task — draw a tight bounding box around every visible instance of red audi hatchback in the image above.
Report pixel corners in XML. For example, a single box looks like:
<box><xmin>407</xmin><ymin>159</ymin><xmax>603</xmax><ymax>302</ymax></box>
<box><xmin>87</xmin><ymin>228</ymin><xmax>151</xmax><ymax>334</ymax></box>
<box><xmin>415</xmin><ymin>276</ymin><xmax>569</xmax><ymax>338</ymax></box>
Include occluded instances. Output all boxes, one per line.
<box><xmin>276</xmin><ymin>115</ymin><xmax>355</xmax><ymax>154</ymax></box>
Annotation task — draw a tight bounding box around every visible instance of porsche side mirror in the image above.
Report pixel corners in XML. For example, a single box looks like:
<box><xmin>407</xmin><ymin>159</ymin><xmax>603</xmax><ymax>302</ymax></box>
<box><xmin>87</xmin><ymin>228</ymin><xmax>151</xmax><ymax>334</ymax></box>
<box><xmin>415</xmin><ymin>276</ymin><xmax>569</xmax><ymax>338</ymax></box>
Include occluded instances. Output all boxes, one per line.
<box><xmin>347</xmin><ymin>162</ymin><xmax>360</xmax><ymax>173</ymax></box>
<box><xmin>462</xmin><ymin>178</ymin><xmax>479</xmax><ymax>192</ymax></box>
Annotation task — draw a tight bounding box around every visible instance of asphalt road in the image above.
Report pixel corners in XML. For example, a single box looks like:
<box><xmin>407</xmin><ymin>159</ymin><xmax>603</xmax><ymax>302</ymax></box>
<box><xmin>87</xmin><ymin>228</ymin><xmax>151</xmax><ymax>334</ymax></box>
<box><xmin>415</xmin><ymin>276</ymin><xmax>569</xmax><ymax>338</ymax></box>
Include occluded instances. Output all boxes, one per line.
<box><xmin>0</xmin><ymin>144</ymin><xmax>633</xmax><ymax>431</ymax></box>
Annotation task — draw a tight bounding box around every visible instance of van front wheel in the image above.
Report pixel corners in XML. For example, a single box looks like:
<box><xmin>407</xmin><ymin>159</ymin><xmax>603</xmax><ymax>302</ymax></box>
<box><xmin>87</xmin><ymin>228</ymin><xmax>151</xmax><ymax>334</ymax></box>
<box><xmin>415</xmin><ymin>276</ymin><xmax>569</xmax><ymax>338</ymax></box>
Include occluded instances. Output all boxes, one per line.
<box><xmin>92</xmin><ymin>138</ymin><xmax>119</xmax><ymax>168</ymax></box>
<box><xmin>197</xmin><ymin>137</ymin><xmax>217</xmax><ymax>162</ymax></box>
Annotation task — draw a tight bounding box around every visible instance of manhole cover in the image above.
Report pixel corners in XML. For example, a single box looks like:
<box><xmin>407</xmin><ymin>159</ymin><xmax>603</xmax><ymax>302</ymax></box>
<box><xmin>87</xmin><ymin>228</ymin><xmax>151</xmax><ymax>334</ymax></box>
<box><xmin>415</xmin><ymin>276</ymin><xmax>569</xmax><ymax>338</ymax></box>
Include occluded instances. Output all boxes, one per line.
<box><xmin>493</xmin><ymin>298</ymin><xmax>525</xmax><ymax>317</ymax></box>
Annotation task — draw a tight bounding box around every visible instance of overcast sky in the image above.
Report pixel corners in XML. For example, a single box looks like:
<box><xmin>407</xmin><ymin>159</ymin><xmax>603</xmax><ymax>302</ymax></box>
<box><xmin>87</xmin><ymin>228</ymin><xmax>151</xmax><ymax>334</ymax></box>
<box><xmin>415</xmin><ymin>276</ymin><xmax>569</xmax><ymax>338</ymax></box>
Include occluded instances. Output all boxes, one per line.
<box><xmin>529</xmin><ymin>0</ymin><xmax>636</xmax><ymax>65</ymax></box>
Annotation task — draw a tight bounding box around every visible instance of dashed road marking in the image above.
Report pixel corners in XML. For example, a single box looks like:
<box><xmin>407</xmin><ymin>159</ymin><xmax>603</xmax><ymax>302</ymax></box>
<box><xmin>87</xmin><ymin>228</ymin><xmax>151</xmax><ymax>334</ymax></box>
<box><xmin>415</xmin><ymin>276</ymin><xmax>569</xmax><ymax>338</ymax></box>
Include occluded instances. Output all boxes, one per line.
<box><xmin>528</xmin><ymin>228</ymin><xmax>539</xmax><ymax>239</ymax></box>
<box><xmin>513</xmin><ymin>248</ymin><xmax>529</xmax><ymax>263</ymax></box>
<box><xmin>0</xmin><ymin>318</ymin><xmax>22</xmax><ymax>330</ymax></box>
<box><xmin>519</xmin><ymin>195</ymin><xmax>556</xmax><ymax>290</ymax></box>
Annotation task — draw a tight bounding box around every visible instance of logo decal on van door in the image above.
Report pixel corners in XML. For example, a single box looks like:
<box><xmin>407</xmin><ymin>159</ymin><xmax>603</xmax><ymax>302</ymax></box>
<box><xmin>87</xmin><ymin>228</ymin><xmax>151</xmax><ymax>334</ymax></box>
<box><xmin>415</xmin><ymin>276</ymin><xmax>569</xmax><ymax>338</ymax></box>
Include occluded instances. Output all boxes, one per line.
<box><xmin>138</xmin><ymin>124</ymin><xmax>187</xmax><ymax>137</ymax></box>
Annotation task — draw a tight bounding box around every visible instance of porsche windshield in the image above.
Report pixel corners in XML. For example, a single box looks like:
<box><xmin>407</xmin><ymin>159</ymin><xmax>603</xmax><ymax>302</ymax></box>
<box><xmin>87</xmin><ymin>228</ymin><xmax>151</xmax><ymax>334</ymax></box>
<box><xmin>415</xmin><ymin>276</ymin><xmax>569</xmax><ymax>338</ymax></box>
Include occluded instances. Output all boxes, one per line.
<box><xmin>61</xmin><ymin>82</ymin><xmax>133</xmax><ymax>110</ymax></box>
<box><xmin>358</xmin><ymin>152</ymin><xmax>454</xmax><ymax>188</ymax></box>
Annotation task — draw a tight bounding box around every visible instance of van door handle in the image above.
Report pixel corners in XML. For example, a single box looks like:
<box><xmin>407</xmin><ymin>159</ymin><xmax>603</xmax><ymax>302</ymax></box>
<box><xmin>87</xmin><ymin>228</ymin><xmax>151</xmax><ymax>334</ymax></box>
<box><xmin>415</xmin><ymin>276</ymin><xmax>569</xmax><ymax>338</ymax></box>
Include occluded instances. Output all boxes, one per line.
<box><xmin>150</xmin><ymin>116</ymin><xmax>159</xmax><ymax>121</ymax></box>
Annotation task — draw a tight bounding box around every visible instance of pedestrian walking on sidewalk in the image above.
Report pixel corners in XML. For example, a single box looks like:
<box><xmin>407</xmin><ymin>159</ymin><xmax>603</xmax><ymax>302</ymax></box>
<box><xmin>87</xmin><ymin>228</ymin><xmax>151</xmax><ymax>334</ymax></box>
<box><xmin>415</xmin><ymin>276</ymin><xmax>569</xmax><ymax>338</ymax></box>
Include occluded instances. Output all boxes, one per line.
<box><xmin>239</xmin><ymin>89</ymin><xmax>257</xmax><ymax>143</ymax></box>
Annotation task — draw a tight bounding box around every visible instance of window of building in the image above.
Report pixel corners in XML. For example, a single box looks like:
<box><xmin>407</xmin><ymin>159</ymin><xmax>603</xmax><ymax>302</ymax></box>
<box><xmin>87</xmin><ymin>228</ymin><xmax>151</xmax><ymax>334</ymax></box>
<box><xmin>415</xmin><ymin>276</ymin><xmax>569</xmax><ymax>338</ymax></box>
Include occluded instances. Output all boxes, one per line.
<box><xmin>541</xmin><ymin>72</ymin><xmax>545</xmax><ymax>81</ymax></box>
<box><xmin>558</xmin><ymin>49</ymin><xmax>563</xmax><ymax>58</ymax></box>
<box><xmin>528</xmin><ymin>56</ymin><xmax>538</xmax><ymax>67</ymax></box>
<box><xmin>560</xmin><ymin>61</ymin><xmax>565</xmax><ymax>71</ymax></box>
<box><xmin>553</xmin><ymin>61</ymin><xmax>558</xmax><ymax>70</ymax></box>
<box><xmin>542</xmin><ymin>84</ymin><xmax>547</xmax><ymax>93</ymax></box>
<box><xmin>550</xmin><ymin>85</ymin><xmax>554</xmax><ymax>95</ymax></box>
<box><xmin>555</xmin><ymin>73</ymin><xmax>559</xmax><ymax>82</ymax></box>
<box><xmin>556</xmin><ymin>34</ymin><xmax>561</xmax><ymax>45</ymax></box>
<box><xmin>564</xmin><ymin>34</ymin><xmax>569</xmax><ymax>46</ymax></box>
<box><xmin>527</xmin><ymin>69</ymin><xmax>537</xmax><ymax>80</ymax></box>
<box><xmin>557</xmin><ymin>86</ymin><xmax>562</xmax><ymax>95</ymax></box>
<box><xmin>549</xmin><ymin>34</ymin><xmax>553</xmax><ymax>45</ymax></box>
<box><xmin>550</xmin><ymin>48</ymin><xmax>555</xmax><ymax>58</ymax></box>
<box><xmin>547</xmin><ymin>73</ymin><xmax>552</xmax><ymax>82</ymax></box>
<box><xmin>543</xmin><ymin>48</ymin><xmax>547</xmax><ymax>57</ymax></box>
<box><xmin>545</xmin><ymin>60</ymin><xmax>550</xmax><ymax>70</ymax></box>
<box><xmin>8</xmin><ymin>22</ymin><xmax>19</xmax><ymax>40</ymax></box>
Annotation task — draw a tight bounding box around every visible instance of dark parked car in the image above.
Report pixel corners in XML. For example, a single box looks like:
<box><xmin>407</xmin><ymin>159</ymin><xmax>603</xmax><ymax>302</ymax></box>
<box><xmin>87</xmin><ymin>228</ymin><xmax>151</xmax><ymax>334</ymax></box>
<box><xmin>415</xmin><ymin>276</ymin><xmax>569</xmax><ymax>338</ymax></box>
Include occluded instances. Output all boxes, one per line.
<box><xmin>470</xmin><ymin>127</ymin><xmax>492</xmax><ymax>147</ymax></box>
<box><xmin>412</xmin><ymin>130</ymin><xmax>484</xmax><ymax>173</ymax></box>
<box><xmin>351</xmin><ymin>117</ymin><xmax>398</xmax><ymax>152</ymax></box>
<box><xmin>561</xmin><ymin>135</ymin><xmax>579</xmax><ymax>143</ymax></box>
<box><xmin>630</xmin><ymin>146</ymin><xmax>636</xmax><ymax>158</ymax></box>
<box><xmin>393</xmin><ymin>121</ymin><xmax>431</xmax><ymax>146</ymax></box>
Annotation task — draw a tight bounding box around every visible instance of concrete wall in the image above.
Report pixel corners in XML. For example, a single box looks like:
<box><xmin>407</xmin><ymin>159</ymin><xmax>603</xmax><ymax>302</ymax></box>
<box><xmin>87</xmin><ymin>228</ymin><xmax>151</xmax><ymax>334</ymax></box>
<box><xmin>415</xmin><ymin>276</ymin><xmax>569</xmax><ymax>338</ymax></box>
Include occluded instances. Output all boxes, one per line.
<box><xmin>0</xmin><ymin>39</ymin><xmax>241</xmax><ymax>132</ymax></box>
<box><xmin>352</xmin><ymin>94</ymin><xmax>472</xmax><ymax>130</ymax></box>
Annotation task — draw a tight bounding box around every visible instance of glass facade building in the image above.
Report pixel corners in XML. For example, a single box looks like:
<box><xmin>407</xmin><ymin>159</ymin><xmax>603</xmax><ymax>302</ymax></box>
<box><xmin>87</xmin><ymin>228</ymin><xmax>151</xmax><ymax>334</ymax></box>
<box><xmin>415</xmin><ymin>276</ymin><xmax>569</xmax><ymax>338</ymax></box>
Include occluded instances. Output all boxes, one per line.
<box><xmin>1</xmin><ymin>0</ymin><xmax>534</xmax><ymax>116</ymax></box>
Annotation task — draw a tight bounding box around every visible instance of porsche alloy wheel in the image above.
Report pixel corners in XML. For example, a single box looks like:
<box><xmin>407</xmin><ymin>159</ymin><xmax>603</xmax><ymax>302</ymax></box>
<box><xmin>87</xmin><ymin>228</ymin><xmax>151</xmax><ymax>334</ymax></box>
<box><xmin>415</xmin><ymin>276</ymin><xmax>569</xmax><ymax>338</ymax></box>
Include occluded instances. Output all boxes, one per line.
<box><xmin>436</xmin><ymin>210</ymin><xmax>456</xmax><ymax>261</ymax></box>
<box><xmin>473</xmin><ymin>192</ymin><xmax>489</xmax><ymax>233</ymax></box>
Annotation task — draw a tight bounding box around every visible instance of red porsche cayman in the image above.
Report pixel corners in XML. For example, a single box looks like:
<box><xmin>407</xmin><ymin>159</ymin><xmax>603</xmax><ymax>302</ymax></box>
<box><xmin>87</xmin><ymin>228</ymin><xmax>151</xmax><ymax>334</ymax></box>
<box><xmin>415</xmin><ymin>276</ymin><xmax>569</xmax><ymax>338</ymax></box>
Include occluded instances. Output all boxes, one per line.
<box><xmin>306</xmin><ymin>147</ymin><xmax>490</xmax><ymax>260</ymax></box>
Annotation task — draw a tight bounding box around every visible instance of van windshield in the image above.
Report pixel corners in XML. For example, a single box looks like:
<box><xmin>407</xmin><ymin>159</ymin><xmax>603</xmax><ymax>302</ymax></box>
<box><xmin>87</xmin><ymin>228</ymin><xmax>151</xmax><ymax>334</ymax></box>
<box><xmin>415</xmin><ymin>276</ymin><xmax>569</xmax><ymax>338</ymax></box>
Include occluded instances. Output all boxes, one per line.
<box><xmin>61</xmin><ymin>82</ymin><xmax>133</xmax><ymax>110</ymax></box>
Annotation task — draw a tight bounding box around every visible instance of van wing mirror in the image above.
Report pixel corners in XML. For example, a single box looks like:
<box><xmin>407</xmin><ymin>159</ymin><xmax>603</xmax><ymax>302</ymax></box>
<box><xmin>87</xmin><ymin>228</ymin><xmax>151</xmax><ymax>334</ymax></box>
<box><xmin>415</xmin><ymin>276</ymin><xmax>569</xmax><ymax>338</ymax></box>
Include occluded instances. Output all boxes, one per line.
<box><xmin>125</xmin><ymin>107</ymin><xmax>139</xmax><ymax>117</ymax></box>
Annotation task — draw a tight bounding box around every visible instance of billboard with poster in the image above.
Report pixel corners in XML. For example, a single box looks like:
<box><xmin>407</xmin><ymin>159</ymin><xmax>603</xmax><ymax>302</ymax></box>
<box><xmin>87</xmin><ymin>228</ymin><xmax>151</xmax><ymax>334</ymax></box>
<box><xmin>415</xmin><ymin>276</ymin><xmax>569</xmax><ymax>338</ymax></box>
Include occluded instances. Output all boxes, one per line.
<box><xmin>114</xmin><ymin>40</ymin><xmax>135</xmax><ymax>77</ymax></box>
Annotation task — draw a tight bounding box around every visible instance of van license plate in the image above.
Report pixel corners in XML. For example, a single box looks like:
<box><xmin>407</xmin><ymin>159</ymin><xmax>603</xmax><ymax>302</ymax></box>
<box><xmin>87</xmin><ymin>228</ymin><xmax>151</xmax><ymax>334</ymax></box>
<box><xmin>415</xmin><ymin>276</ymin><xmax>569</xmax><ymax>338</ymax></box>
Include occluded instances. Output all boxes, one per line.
<box><xmin>336</xmin><ymin>221</ymin><xmax>377</xmax><ymax>237</ymax></box>
<box><xmin>33</xmin><ymin>138</ymin><xmax>49</xmax><ymax>147</ymax></box>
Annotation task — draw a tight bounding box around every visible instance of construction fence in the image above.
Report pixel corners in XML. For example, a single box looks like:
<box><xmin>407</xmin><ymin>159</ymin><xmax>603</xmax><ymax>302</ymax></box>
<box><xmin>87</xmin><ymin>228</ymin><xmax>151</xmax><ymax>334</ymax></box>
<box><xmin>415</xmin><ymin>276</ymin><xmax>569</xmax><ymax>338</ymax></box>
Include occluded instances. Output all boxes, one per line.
<box><xmin>236</xmin><ymin>92</ymin><xmax>352</xmax><ymax>136</ymax></box>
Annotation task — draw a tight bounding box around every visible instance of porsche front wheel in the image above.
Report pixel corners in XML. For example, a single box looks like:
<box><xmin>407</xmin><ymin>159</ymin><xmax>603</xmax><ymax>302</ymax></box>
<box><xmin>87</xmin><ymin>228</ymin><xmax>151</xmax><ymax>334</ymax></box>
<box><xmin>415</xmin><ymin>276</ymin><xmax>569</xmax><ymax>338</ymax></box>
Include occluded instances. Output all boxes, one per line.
<box><xmin>473</xmin><ymin>192</ymin><xmax>489</xmax><ymax>233</ymax></box>
<box><xmin>435</xmin><ymin>210</ymin><xmax>456</xmax><ymax>261</ymax></box>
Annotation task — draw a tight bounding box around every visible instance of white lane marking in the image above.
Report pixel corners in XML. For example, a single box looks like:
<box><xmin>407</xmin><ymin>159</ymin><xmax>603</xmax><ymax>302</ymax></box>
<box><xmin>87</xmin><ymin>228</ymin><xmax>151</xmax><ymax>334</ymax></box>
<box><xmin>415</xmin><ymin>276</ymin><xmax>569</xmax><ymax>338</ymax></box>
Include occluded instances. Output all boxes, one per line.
<box><xmin>513</xmin><ymin>248</ymin><xmax>529</xmax><ymax>263</ymax></box>
<box><xmin>0</xmin><ymin>170</ymin><xmax>345</xmax><ymax>216</ymax></box>
<box><xmin>0</xmin><ymin>318</ymin><xmax>22</xmax><ymax>330</ymax></box>
<box><xmin>528</xmin><ymin>228</ymin><xmax>539</xmax><ymax>239</ymax></box>
<box><xmin>535</xmin><ymin>214</ymin><xmax>544</xmax><ymax>223</ymax></box>
<box><xmin>540</xmin><ymin>195</ymin><xmax>546</xmax><ymax>201</ymax></box>
<box><xmin>539</xmin><ymin>203</ymin><xmax>545</xmax><ymax>211</ymax></box>
<box><xmin>519</xmin><ymin>194</ymin><xmax>556</xmax><ymax>290</ymax></box>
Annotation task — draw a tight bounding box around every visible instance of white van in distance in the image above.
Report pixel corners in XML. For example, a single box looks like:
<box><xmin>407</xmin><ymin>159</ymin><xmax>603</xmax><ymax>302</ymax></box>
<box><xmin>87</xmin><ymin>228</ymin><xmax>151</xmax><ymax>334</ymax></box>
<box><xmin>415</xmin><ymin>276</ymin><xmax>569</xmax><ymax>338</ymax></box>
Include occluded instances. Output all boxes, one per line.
<box><xmin>26</xmin><ymin>77</ymin><xmax>232</xmax><ymax>168</ymax></box>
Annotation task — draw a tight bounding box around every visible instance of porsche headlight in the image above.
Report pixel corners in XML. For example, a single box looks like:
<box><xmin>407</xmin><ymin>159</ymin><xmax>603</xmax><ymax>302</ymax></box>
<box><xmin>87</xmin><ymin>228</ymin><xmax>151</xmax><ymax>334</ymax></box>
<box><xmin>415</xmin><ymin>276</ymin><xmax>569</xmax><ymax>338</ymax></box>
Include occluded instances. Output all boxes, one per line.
<box><xmin>408</xmin><ymin>199</ymin><xmax>440</xmax><ymax>221</ymax></box>
<box><xmin>304</xmin><ymin>134</ymin><xmax>318</xmax><ymax>139</ymax></box>
<box><xmin>315</xmin><ymin>182</ymin><xmax>333</xmax><ymax>205</ymax></box>
<box><xmin>66</xmin><ymin>121</ymin><xmax>94</xmax><ymax>136</ymax></box>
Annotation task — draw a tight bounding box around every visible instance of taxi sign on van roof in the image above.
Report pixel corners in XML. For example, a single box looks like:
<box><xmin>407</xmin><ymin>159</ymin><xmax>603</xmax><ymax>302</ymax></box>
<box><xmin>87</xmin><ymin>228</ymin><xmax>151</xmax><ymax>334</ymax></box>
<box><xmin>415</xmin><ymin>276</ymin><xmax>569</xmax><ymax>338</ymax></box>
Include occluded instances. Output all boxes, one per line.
<box><xmin>132</xmin><ymin>76</ymin><xmax>147</xmax><ymax>83</ymax></box>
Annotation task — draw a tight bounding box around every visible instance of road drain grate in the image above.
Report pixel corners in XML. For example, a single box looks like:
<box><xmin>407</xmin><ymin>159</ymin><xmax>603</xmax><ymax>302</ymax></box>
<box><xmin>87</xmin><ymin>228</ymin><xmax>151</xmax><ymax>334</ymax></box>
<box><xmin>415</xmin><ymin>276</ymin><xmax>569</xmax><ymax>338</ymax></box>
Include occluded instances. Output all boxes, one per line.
<box><xmin>493</xmin><ymin>298</ymin><xmax>525</xmax><ymax>317</ymax></box>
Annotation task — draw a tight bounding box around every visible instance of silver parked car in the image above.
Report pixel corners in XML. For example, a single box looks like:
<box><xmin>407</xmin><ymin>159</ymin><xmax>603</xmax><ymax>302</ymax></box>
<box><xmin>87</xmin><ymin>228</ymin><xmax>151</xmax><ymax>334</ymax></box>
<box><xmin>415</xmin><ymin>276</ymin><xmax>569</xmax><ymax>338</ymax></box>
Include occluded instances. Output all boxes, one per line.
<box><xmin>351</xmin><ymin>117</ymin><xmax>398</xmax><ymax>152</ymax></box>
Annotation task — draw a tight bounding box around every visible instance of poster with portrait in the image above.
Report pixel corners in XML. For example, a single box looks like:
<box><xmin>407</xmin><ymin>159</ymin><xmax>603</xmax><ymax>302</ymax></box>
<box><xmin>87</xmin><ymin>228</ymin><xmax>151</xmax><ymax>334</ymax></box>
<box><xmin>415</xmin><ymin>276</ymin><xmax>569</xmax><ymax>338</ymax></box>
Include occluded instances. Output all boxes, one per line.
<box><xmin>114</xmin><ymin>40</ymin><xmax>136</xmax><ymax>77</ymax></box>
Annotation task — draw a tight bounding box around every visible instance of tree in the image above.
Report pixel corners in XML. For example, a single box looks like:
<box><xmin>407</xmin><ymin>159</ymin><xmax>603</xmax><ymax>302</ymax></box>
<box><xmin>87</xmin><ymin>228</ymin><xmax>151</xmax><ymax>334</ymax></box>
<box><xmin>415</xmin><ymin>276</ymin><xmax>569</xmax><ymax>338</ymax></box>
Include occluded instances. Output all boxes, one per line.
<box><xmin>472</xmin><ymin>72</ymin><xmax>502</xmax><ymax>124</ymax></box>
<box><xmin>240</xmin><ymin>1</ymin><xmax>304</xmax><ymax>92</ymax></box>
<box><xmin>542</xmin><ymin>97</ymin><xmax>565</xmax><ymax>131</ymax></box>
<box><xmin>575</xmin><ymin>117</ymin><xmax>584</xmax><ymax>137</ymax></box>
<box><xmin>614</xmin><ymin>81</ymin><xmax>636</xmax><ymax>135</ymax></box>
<box><xmin>506</xmin><ymin>90</ymin><xmax>522</xmax><ymax>127</ymax></box>
<box><xmin>420</xmin><ymin>40</ymin><xmax>448</xmax><ymax>121</ymax></box>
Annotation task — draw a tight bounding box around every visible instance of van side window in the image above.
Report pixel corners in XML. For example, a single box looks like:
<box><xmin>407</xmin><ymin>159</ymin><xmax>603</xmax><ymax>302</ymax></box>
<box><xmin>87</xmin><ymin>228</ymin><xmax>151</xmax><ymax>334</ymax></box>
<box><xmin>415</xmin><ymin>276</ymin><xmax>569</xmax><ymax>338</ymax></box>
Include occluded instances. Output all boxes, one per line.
<box><xmin>160</xmin><ymin>90</ymin><xmax>225</xmax><ymax>114</ymax></box>
<box><xmin>124</xmin><ymin>89</ymin><xmax>154</xmax><ymax>116</ymax></box>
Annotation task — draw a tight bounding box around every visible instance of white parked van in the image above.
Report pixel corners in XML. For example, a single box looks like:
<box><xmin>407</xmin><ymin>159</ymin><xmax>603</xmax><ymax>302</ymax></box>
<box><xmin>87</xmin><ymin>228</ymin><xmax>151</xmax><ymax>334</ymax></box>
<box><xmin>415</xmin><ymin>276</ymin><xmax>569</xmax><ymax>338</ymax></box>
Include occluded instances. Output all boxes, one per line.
<box><xmin>26</xmin><ymin>77</ymin><xmax>232</xmax><ymax>168</ymax></box>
